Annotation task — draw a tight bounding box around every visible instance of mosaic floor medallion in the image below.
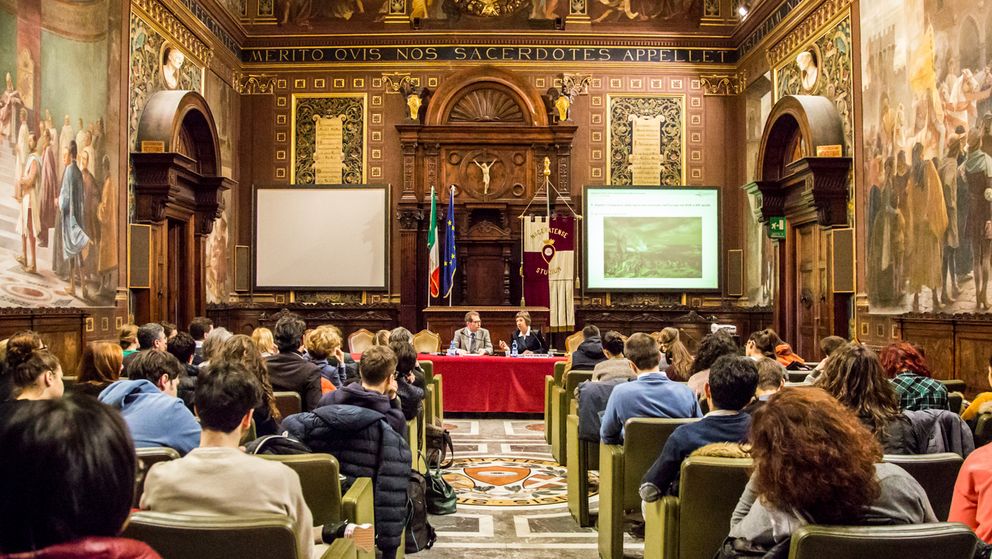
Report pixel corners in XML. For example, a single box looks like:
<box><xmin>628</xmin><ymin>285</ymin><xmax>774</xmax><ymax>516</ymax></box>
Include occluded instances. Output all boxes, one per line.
<box><xmin>443</xmin><ymin>456</ymin><xmax>598</xmax><ymax>507</ymax></box>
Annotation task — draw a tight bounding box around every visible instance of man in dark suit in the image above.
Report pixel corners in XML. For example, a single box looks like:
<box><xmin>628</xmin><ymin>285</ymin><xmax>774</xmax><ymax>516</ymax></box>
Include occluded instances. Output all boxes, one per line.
<box><xmin>264</xmin><ymin>313</ymin><xmax>322</xmax><ymax>411</ymax></box>
<box><xmin>452</xmin><ymin>310</ymin><xmax>493</xmax><ymax>355</ymax></box>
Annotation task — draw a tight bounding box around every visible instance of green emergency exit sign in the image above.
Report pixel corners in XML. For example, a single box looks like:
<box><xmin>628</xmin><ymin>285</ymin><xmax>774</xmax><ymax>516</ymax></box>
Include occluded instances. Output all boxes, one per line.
<box><xmin>769</xmin><ymin>217</ymin><xmax>786</xmax><ymax>239</ymax></box>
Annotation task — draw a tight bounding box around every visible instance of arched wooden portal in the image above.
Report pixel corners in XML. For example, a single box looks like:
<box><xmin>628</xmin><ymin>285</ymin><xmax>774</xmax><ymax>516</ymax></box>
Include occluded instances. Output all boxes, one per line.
<box><xmin>131</xmin><ymin>91</ymin><xmax>234</xmax><ymax>327</ymax></box>
<box><xmin>746</xmin><ymin>95</ymin><xmax>852</xmax><ymax>357</ymax></box>
<box><xmin>396</xmin><ymin>66</ymin><xmax>576</xmax><ymax>330</ymax></box>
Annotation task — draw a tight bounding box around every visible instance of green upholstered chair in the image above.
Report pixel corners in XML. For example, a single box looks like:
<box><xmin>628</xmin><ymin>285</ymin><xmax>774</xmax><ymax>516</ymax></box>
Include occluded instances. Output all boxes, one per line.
<box><xmin>940</xmin><ymin>379</ymin><xmax>967</xmax><ymax>394</ymax></box>
<box><xmin>787</xmin><ymin>370</ymin><xmax>811</xmax><ymax>383</ymax></box>
<box><xmin>545</xmin><ymin>361</ymin><xmax>569</xmax><ymax>445</ymax></box>
<box><xmin>274</xmin><ymin>391</ymin><xmax>303</xmax><ymax>418</ymax></box>
<box><xmin>566</xmin><ymin>412</ymin><xmax>600</xmax><ymax>527</ymax></box>
<box><xmin>883</xmin><ymin>453</ymin><xmax>963</xmax><ymax>521</ymax></box>
<box><xmin>551</xmin><ymin>370</ymin><xmax>593</xmax><ymax>466</ymax></box>
<box><xmin>787</xmin><ymin>523</ymin><xmax>978</xmax><ymax>559</ymax></box>
<box><xmin>124</xmin><ymin>511</ymin><xmax>300</xmax><ymax>559</ymax></box>
<box><xmin>643</xmin><ymin>456</ymin><xmax>752</xmax><ymax>559</ymax></box>
<box><xmin>259</xmin><ymin>454</ymin><xmax>375</xmax><ymax>559</ymax></box>
<box><xmin>418</xmin><ymin>360</ymin><xmax>442</xmax><ymax>425</ymax></box>
<box><xmin>948</xmin><ymin>391</ymin><xmax>964</xmax><ymax>415</ymax></box>
<box><xmin>976</xmin><ymin>413</ymin><xmax>992</xmax><ymax>447</ymax></box>
<box><xmin>134</xmin><ymin>447</ymin><xmax>181</xmax><ymax>507</ymax></box>
<box><xmin>598</xmin><ymin>417</ymin><xmax>699</xmax><ymax>559</ymax></box>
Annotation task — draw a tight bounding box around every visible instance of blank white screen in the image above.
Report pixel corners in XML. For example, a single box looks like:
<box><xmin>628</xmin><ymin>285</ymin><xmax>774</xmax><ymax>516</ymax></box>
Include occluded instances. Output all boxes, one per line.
<box><xmin>255</xmin><ymin>187</ymin><xmax>387</xmax><ymax>289</ymax></box>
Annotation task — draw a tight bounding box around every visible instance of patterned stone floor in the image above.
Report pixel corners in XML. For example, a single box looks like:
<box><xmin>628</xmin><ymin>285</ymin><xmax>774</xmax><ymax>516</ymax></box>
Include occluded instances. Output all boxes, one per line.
<box><xmin>418</xmin><ymin>419</ymin><xmax>642</xmax><ymax>559</ymax></box>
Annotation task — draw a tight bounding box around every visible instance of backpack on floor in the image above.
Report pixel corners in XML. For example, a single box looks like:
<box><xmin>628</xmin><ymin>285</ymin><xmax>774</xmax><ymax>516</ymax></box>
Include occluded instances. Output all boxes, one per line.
<box><xmin>405</xmin><ymin>471</ymin><xmax>438</xmax><ymax>553</ymax></box>
<box><xmin>425</xmin><ymin>421</ymin><xmax>454</xmax><ymax>469</ymax></box>
<box><xmin>244</xmin><ymin>434</ymin><xmax>312</xmax><ymax>455</ymax></box>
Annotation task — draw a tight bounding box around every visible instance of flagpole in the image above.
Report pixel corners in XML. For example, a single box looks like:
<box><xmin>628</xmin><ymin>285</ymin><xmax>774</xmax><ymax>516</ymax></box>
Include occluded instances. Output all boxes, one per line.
<box><xmin>449</xmin><ymin>184</ymin><xmax>455</xmax><ymax>308</ymax></box>
<box><xmin>427</xmin><ymin>185</ymin><xmax>433</xmax><ymax>309</ymax></box>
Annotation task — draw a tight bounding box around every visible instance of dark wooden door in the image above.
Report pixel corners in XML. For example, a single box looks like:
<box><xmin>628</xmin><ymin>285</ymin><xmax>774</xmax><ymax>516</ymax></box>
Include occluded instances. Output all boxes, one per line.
<box><xmin>791</xmin><ymin>222</ymin><xmax>831</xmax><ymax>360</ymax></box>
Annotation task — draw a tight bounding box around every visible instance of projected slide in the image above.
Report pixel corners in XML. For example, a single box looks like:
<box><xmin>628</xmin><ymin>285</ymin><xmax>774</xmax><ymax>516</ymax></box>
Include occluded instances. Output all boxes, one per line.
<box><xmin>584</xmin><ymin>187</ymin><xmax>719</xmax><ymax>291</ymax></box>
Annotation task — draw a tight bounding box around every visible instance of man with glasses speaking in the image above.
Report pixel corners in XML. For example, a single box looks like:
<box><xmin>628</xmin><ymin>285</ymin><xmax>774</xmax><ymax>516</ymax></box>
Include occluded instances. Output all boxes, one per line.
<box><xmin>452</xmin><ymin>311</ymin><xmax>493</xmax><ymax>355</ymax></box>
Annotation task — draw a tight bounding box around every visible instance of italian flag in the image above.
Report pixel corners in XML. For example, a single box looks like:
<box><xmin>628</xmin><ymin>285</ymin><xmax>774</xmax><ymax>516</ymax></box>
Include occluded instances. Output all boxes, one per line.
<box><xmin>428</xmin><ymin>186</ymin><xmax>440</xmax><ymax>299</ymax></box>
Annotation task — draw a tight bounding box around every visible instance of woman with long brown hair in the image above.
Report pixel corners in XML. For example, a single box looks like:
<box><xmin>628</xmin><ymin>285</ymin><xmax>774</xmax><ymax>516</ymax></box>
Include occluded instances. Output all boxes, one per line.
<box><xmin>820</xmin><ymin>344</ymin><xmax>923</xmax><ymax>454</ymax></box>
<box><xmin>880</xmin><ymin>341</ymin><xmax>949</xmax><ymax>411</ymax></box>
<box><xmin>216</xmin><ymin>334</ymin><xmax>281</xmax><ymax>436</ymax></box>
<box><xmin>727</xmin><ymin>388</ymin><xmax>935</xmax><ymax>551</ymax></box>
<box><xmin>76</xmin><ymin>341</ymin><xmax>123</xmax><ymax>397</ymax></box>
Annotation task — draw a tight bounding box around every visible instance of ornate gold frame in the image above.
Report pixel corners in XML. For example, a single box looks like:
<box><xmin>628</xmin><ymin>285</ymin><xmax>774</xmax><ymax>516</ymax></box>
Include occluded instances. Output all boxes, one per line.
<box><xmin>289</xmin><ymin>92</ymin><xmax>368</xmax><ymax>184</ymax></box>
<box><xmin>605</xmin><ymin>93</ymin><xmax>688</xmax><ymax>186</ymax></box>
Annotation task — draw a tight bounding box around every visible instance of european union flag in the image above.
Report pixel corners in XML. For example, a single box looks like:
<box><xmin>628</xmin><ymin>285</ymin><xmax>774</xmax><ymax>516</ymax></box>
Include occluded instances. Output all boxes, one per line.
<box><xmin>442</xmin><ymin>187</ymin><xmax>457</xmax><ymax>299</ymax></box>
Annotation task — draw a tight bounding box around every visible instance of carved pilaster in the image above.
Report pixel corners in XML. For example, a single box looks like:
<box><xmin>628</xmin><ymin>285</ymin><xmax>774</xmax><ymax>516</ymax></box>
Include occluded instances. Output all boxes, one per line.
<box><xmin>556</xmin><ymin>147</ymin><xmax>571</xmax><ymax>204</ymax></box>
<box><xmin>700</xmin><ymin>73</ymin><xmax>746</xmax><ymax>96</ymax></box>
<box><xmin>425</xmin><ymin>144</ymin><xmax>439</xmax><ymax>193</ymax></box>
<box><xmin>396</xmin><ymin>208</ymin><xmax>424</xmax><ymax>230</ymax></box>
<box><xmin>400</xmin><ymin>141</ymin><xmax>418</xmax><ymax>203</ymax></box>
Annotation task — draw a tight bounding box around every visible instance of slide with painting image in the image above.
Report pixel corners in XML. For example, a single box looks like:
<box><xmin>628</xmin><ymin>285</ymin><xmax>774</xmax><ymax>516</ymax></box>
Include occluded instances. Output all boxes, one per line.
<box><xmin>584</xmin><ymin>186</ymin><xmax>720</xmax><ymax>291</ymax></box>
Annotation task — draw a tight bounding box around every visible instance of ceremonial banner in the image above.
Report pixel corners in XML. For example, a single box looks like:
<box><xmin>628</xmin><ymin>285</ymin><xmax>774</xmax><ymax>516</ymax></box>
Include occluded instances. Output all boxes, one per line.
<box><xmin>548</xmin><ymin>216</ymin><xmax>576</xmax><ymax>332</ymax></box>
<box><xmin>522</xmin><ymin>216</ymin><xmax>549</xmax><ymax>307</ymax></box>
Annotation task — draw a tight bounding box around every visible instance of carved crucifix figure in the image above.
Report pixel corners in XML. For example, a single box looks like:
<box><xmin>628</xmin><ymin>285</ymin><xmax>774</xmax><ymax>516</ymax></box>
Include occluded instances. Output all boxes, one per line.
<box><xmin>472</xmin><ymin>158</ymin><xmax>496</xmax><ymax>194</ymax></box>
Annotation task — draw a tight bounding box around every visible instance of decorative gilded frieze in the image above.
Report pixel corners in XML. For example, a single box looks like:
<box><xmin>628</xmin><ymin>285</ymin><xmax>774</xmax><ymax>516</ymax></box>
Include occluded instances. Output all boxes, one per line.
<box><xmin>236</xmin><ymin>73</ymin><xmax>276</xmax><ymax>94</ymax></box>
<box><xmin>131</xmin><ymin>0</ymin><xmax>213</xmax><ymax>65</ymax></box>
<box><xmin>766</xmin><ymin>0</ymin><xmax>851</xmax><ymax>67</ymax></box>
<box><xmin>700</xmin><ymin>72</ymin><xmax>747</xmax><ymax>96</ymax></box>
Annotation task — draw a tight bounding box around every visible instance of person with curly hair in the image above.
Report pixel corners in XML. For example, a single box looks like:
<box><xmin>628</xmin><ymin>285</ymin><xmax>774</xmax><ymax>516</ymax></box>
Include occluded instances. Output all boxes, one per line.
<box><xmin>820</xmin><ymin>344</ymin><xmax>923</xmax><ymax>454</ymax></box>
<box><xmin>687</xmin><ymin>330</ymin><xmax>738</xmax><ymax>397</ymax></box>
<box><xmin>217</xmin><ymin>335</ymin><xmax>282</xmax><ymax>436</ymax></box>
<box><xmin>727</xmin><ymin>388</ymin><xmax>936</xmax><ymax>552</ymax></box>
<box><xmin>1</xmin><ymin>329</ymin><xmax>44</xmax><ymax>401</ymax></box>
<box><xmin>880</xmin><ymin>341</ymin><xmax>949</xmax><ymax>411</ymax></box>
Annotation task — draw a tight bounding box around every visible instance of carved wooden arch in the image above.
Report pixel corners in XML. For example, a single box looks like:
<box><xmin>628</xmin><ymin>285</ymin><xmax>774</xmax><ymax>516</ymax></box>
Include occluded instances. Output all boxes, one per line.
<box><xmin>426</xmin><ymin>65</ymin><xmax>549</xmax><ymax>127</ymax></box>
<box><xmin>751</xmin><ymin>94</ymin><xmax>850</xmax><ymax>226</ymax></box>
<box><xmin>135</xmin><ymin>90</ymin><xmax>221</xmax><ymax>177</ymax></box>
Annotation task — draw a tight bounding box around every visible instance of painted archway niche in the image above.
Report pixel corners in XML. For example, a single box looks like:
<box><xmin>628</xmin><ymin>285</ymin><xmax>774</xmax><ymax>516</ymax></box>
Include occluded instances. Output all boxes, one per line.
<box><xmin>131</xmin><ymin>90</ymin><xmax>236</xmax><ymax>327</ymax></box>
<box><xmin>745</xmin><ymin>95</ymin><xmax>852</xmax><ymax>359</ymax></box>
<box><xmin>395</xmin><ymin>66</ymin><xmax>576</xmax><ymax>329</ymax></box>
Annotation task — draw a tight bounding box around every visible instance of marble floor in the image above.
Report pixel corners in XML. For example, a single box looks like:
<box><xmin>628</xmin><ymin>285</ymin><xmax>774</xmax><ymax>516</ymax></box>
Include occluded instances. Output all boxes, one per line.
<box><xmin>418</xmin><ymin>418</ymin><xmax>642</xmax><ymax>559</ymax></box>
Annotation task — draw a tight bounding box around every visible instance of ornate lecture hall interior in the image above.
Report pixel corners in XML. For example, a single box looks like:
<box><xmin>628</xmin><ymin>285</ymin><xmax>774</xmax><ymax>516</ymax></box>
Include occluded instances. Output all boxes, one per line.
<box><xmin>6</xmin><ymin>0</ymin><xmax>992</xmax><ymax>557</ymax></box>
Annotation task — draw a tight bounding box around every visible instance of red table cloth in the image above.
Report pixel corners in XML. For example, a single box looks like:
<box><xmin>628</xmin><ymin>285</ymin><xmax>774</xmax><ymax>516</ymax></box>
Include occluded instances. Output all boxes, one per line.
<box><xmin>422</xmin><ymin>354</ymin><xmax>565</xmax><ymax>413</ymax></box>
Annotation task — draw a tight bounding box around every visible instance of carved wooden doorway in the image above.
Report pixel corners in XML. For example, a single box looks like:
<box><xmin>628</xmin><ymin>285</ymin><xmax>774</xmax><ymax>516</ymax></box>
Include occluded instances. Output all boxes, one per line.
<box><xmin>396</xmin><ymin>66</ymin><xmax>576</xmax><ymax>328</ymax></box>
<box><xmin>749</xmin><ymin>95</ymin><xmax>852</xmax><ymax>352</ymax></box>
<box><xmin>131</xmin><ymin>91</ymin><xmax>234</xmax><ymax>326</ymax></box>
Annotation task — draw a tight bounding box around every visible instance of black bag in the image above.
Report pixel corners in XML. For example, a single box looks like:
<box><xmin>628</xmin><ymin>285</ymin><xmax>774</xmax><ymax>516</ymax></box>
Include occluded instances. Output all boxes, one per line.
<box><xmin>425</xmin><ymin>422</ymin><xmax>454</xmax><ymax>469</ymax></box>
<box><xmin>714</xmin><ymin>537</ymin><xmax>790</xmax><ymax>559</ymax></box>
<box><xmin>405</xmin><ymin>471</ymin><xmax>438</xmax><ymax>553</ymax></box>
<box><xmin>245</xmin><ymin>434</ymin><xmax>312</xmax><ymax>455</ymax></box>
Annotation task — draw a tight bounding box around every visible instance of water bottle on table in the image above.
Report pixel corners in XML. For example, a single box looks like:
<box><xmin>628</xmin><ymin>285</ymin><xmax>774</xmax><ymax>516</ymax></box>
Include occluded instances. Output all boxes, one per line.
<box><xmin>510</xmin><ymin>340</ymin><xmax>518</xmax><ymax>357</ymax></box>
<box><xmin>447</xmin><ymin>339</ymin><xmax>457</xmax><ymax>356</ymax></box>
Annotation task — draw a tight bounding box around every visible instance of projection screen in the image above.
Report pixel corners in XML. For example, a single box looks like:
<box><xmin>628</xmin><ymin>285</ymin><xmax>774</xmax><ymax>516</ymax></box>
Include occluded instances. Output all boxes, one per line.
<box><xmin>254</xmin><ymin>186</ymin><xmax>389</xmax><ymax>290</ymax></box>
<box><xmin>584</xmin><ymin>186</ymin><xmax>720</xmax><ymax>291</ymax></box>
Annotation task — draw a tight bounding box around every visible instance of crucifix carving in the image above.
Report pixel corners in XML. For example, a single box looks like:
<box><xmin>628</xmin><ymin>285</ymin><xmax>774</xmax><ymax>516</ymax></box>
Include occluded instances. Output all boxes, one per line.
<box><xmin>472</xmin><ymin>157</ymin><xmax>497</xmax><ymax>194</ymax></box>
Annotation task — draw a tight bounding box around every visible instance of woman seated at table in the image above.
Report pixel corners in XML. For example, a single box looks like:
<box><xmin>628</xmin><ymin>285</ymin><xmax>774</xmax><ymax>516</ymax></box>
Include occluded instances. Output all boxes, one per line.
<box><xmin>498</xmin><ymin>311</ymin><xmax>548</xmax><ymax>355</ymax></box>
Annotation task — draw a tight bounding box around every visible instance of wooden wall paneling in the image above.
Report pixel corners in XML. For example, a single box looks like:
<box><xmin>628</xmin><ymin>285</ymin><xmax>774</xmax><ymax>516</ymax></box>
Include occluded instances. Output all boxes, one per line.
<box><xmin>0</xmin><ymin>310</ymin><xmax>88</xmax><ymax>376</ymax></box>
<box><xmin>207</xmin><ymin>304</ymin><xmax>400</xmax><ymax>343</ymax></box>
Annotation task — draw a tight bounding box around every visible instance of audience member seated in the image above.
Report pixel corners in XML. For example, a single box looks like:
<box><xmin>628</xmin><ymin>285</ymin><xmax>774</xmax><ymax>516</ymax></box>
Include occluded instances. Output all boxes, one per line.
<box><xmin>122</xmin><ymin>323</ymin><xmax>168</xmax><ymax>371</ymax></box>
<box><xmin>266</xmin><ymin>314</ymin><xmax>322</xmax><ymax>412</ymax></box>
<box><xmin>10</xmin><ymin>349</ymin><xmax>64</xmax><ymax>401</ymax></box>
<box><xmin>167</xmin><ymin>331</ymin><xmax>199</xmax><ymax>410</ymax></box>
<box><xmin>389</xmin><ymin>327</ymin><xmax>424</xmax><ymax>389</ymax></box>
<box><xmin>390</xmin><ymin>341</ymin><xmax>424</xmax><ymax>421</ymax></box>
<box><xmin>318</xmin><ymin>345</ymin><xmax>406</xmax><ymax>434</ymax></box>
<box><xmin>305</xmin><ymin>326</ymin><xmax>347</xmax><ymax>389</ymax></box>
<box><xmin>373</xmin><ymin>329</ymin><xmax>391</xmax><ymax>347</ymax></box>
<box><xmin>197</xmin><ymin>327</ymin><xmax>233</xmax><ymax>371</ymax></box>
<box><xmin>75</xmin><ymin>341</ymin><xmax>123</xmax><ymax>398</ymax></box>
<box><xmin>600</xmin><ymin>333</ymin><xmax>701</xmax><ymax>444</ymax></box>
<box><xmin>284</xmin><ymin>349</ymin><xmax>413</xmax><ymax>559</ymax></box>
<box><xmin>687</xmin><ymin>330</ymin><xmax>738</xmax><ymax>397</ymax></box>
<box><xmin>498</xmin><ymin>310</ymin><xmax>549</xmax><ymax>354</ymax></box>
<box><xmin>655</xmin><ymin>327</ymin><xmax>694</xmax><ymax>381</ymax></box>
<box><xmin>100</xmin><ymin>350</ymin><xmax>201</xmax><ymax>454</ymax></box>
<box><xmin>0</xmin><ymin>330</ymin><xmax>44</xmax><ymax>401</ymax></box>
<box><xmin>452</xmin><ymin>311</ymin><xmax>494</xmax><ymax>355</ymax></box>
<box><xmin>140</xmin><ymin>361</ymin><xmax>369</xmax><ymax>559</ymax></box>
<box><xmin>749</xmin><ymin>328</ymin><xmax>807</xmax><ymax>370</ymax></box>
<box><xmin>592</xmin><ymin>330</ymin><xmax>635</xmax><ymax>382</ymax></box>
<box><xmin>640</xmin><ymin>355</ymin><xmax>757</xmax><ymax>500</ymax></box>
<box><xmin>820</xmin><ymin>344</ymin><xmax>923</xmax><ymax>454</ymax></box>
<box><xmin>0</xmin><ymin>394</ymin><xmax>161</xmax><ymax>558</ymax></box>
<box><xmin>189</xmin><ymin>316</ymin><xmax>214</xmax><ymax>365</ymax></box>
<box><xmin>804</xmin><ymin>335</ymin><xmax>849</xmax><ymax>385</ymax></box>
<box><xmin>219</xmin><ymin>335</ymin><xmax>283</xmax><ymax>436</ymax></box>
<box><xmin>727</xmin><ymin>389</ymin><xmax>936</xmax><ymax>553</ymax></box>
<box><xmin>949</xmin><ymin>429</ymin><xmax>992</xmax><ymax>543</ymax></box>
<box><xmin>962</xmin><ymin>356</ymin><xmax>992</xmax><ymax>421</ymax></box>
<box><xmin>160</xmin><ymin>321</ymin><xmax>178</xmax><ymax>341</ymax></box>
<box><xmin>252</xmin><ymin>326</ymin><xmax>278</xmax><ymax>358</ymax></box>
<box><xmin>881</xmin><ymin>342</ymin><xmax>950</xmax><ymax>412</ymax></box>
<box><xmin>571</xmin><ymin>324</ymin><xmax>607</xmax><ymax>370</ymax></box>
<box><xmin>742</xmin><ymin>358</ymin><xmax>785</xmax><ymax>415</ymax></box>
<box><xmin>119</xmin><ymin>323</ymin><xmax>139</xmax><ymax>358</ymax></box>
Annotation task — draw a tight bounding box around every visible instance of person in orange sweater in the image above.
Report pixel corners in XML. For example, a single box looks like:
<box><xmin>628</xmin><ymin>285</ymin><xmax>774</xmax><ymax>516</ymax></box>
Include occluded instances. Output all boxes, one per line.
<box><xmin>961</xmin><ymin>356</ymin><xmax>992</xmax><ymax>421</ymax></box>
<box><xmin>949</xmin><ymin>440</ymin><xmax>992</xmax><ymax>537</ymax></box>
